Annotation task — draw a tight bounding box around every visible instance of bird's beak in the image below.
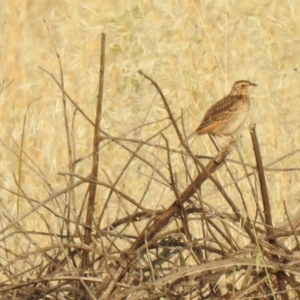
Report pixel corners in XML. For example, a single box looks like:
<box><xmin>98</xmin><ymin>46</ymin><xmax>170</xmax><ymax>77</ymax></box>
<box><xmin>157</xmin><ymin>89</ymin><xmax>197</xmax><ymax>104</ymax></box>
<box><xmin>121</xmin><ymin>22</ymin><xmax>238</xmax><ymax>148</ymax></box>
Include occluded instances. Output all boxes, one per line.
<box><xmin>248</xmin><ymin>83</ymin><xmax>257</xmax><ymax>91</ymax></box>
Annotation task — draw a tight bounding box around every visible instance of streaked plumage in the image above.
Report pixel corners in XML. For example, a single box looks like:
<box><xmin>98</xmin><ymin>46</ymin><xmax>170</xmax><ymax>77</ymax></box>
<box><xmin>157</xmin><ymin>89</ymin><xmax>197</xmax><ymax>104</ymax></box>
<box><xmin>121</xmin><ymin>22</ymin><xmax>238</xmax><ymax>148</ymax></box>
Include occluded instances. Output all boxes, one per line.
<box><xmin>182</xmin><ymin>80</ymin><xmax>257</xmax><ymax>145</ymax></box>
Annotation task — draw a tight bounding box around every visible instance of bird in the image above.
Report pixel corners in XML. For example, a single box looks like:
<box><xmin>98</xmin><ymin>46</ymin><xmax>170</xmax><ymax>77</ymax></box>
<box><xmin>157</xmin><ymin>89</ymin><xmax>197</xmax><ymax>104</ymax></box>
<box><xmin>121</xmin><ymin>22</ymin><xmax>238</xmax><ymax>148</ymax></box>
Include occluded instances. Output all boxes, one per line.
<box><xmin>180</xmin><ymin>80</ymin><xmax>257</xmax><ymax>148</ymax></box>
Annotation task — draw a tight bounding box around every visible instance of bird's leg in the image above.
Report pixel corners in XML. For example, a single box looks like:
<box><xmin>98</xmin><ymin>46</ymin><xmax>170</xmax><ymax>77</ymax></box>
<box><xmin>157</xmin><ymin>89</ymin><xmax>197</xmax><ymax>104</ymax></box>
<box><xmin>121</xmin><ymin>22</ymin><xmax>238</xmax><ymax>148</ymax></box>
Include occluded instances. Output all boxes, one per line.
<box><xmin>210</xmin><ymin>134</ymin><xmax>235</xmax><ymax>152</ymax></box>
<box><xmin>209</xmin><ymin>134</ymin><xmax>222</xmax><ymax>152</ymax></box>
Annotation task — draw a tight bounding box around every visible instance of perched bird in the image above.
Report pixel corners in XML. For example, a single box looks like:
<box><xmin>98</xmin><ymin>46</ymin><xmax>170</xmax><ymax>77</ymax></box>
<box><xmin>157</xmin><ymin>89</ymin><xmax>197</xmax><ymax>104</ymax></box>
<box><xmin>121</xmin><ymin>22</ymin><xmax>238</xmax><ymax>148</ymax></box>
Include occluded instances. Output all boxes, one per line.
<box><xmin>181</xmin><ymin>80</ymin><xmax>257</xmax><ymax>148</ymax></box>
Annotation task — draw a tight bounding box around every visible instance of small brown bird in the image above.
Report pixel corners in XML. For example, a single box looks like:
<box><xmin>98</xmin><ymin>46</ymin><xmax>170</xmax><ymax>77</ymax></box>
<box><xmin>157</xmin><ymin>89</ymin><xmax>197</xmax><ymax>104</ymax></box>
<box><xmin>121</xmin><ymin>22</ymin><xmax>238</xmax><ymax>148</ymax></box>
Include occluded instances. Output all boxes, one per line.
<box><xmin>181</xmin><ymin>80</ymin><xmax>257</xmax><ymax>147</ymax></box>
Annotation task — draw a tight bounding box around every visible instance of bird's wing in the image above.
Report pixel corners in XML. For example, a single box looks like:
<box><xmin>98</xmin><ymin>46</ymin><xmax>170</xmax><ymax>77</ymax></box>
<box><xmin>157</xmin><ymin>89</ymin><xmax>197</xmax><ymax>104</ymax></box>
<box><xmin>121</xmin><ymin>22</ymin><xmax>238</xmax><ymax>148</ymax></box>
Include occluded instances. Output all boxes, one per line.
<box><xmin>196</xmin><ymin>95</ymin><xmax>244</xmax><ymax>134</ymax></box>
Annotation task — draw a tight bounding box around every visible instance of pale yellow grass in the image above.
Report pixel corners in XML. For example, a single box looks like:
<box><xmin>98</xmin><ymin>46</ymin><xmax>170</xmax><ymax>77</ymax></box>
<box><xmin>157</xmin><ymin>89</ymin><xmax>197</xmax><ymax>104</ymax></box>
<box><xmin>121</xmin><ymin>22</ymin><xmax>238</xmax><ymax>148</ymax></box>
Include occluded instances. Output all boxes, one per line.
<box><xmin>0</xmin><ymin>0</ymin><xmax>300</xmax><ymax>297</ymax></box>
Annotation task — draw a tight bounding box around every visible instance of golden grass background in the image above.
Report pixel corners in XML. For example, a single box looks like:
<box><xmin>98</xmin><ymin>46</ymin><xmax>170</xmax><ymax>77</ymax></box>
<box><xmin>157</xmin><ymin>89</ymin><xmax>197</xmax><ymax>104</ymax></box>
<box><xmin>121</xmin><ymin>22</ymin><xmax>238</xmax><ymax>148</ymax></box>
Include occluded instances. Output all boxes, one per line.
<box><xmin>1</xmin><ymin>0</ymin><xmax>300</xmax><ymax>288</ymax></box>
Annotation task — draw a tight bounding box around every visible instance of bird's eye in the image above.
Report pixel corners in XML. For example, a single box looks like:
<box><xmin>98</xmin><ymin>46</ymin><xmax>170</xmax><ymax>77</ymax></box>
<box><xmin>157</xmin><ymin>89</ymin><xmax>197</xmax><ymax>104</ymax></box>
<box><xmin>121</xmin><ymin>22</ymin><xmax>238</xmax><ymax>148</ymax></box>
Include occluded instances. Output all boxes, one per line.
<box><xmin>241</xmin><ymin>84</ymin><xmax>246</xmax><ymax>88</ymax></box>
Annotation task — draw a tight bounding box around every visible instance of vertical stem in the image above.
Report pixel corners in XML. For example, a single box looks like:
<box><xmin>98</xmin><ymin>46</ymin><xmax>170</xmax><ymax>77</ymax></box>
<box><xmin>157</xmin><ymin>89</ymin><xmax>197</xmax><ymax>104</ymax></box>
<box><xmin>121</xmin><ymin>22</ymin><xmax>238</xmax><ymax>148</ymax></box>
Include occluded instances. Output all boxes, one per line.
<box><xmin>250</xmin><ymin>123</ymin><xmax>273</xmax><ymax>237</ymax></box>
<box><xmin>82</xmin><ymin>33</ymin><xmax>106</xmax><ymax>269</ymax></box>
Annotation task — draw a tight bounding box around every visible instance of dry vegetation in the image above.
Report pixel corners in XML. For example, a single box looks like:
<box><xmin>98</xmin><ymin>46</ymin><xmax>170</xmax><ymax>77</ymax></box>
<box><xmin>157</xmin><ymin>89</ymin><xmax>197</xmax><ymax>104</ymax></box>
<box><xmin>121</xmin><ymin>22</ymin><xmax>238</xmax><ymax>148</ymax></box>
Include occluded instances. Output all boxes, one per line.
<box><xmin>1</xmin><ymin>1</ymin><xmax>300</xmax><ymax>299</ymax></box>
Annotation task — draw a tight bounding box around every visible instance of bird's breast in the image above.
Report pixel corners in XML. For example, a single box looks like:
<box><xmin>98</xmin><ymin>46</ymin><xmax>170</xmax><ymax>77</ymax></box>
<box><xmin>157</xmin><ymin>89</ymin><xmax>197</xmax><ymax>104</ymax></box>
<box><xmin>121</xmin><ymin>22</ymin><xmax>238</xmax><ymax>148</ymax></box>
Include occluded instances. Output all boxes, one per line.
<box><xmin>214</xmin><ymin>98</ymin><xmax>250</xmax><ymax>135</ymax></box>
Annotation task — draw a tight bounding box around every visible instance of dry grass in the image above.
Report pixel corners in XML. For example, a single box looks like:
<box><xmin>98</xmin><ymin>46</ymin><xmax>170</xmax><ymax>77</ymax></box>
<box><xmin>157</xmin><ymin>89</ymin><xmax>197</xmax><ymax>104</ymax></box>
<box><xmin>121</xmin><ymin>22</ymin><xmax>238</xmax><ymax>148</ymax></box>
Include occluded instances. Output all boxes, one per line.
<box><xmin>1</xmin><ymin>1</ymin><xmax>300</xmax><ymax>299</ymax></box>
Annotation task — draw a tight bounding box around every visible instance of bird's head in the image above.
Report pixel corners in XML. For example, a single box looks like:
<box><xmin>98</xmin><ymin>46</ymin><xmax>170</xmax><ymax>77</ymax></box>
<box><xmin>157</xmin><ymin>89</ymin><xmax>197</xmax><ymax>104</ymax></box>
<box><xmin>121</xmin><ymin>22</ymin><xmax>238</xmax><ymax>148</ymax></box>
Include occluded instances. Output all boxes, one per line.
<box><xmin>230</xmin><ymin>80</ymin><xmax>257</xmax><ymax>96</ymax></box>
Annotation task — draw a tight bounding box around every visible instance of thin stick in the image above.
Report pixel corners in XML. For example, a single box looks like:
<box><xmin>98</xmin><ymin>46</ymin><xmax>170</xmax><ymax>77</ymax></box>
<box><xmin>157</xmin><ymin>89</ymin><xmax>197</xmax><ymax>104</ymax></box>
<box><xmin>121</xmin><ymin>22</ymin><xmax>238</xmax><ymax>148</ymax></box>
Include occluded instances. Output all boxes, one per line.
<box><xmin>82</xmin><ymin>33</ymin><xmax>106</xmax><ymax>269</ymax></box>
<box><xmin>138</xmin><ymin>70</ymin><xmax>185</xmax><ymax>147</ymax></box>
<box><xmin>249</xmin><ymin>123</ymin><xmax>272</xmax><ymax>237</ymax></box>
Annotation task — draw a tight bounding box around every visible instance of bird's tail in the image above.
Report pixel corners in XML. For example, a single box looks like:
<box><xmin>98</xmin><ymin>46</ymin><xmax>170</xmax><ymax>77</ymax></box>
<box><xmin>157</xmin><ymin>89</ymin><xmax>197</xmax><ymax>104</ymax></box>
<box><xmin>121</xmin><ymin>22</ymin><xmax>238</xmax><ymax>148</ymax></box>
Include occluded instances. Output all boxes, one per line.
<box><xmin>178</xmin><ymin>131</ymin><xmax>197</xmax><ymax>148</ymax></box>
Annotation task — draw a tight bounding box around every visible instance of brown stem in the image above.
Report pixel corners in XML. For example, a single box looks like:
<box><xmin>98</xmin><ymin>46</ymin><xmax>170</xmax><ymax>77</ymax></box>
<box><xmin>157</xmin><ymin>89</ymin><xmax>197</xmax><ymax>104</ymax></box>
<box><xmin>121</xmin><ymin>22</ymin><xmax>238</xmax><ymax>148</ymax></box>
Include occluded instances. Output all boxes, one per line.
<box><xmin>249</xmin><ymin>123</ymin><xmax>272</xmax><ymax>237</ymax></box>
<box><xmin>82</xmin><ymin>33</ymin><xmax>106</xmax><ymax>269</ymax></box>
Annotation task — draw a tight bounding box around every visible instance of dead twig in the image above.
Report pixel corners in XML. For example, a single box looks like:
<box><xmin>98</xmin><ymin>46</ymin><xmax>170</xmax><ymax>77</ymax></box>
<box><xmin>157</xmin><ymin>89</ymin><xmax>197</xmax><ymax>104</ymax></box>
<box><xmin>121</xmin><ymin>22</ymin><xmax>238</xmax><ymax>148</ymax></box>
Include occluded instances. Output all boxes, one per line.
<box><xmin>82</xmin><ymin>33</ymin><xmax>106</xmax><ymax>270</ymax></box>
